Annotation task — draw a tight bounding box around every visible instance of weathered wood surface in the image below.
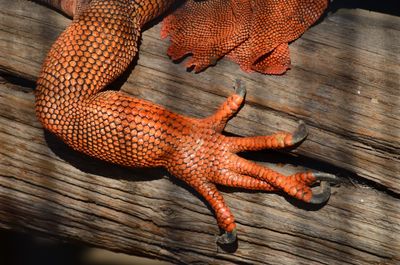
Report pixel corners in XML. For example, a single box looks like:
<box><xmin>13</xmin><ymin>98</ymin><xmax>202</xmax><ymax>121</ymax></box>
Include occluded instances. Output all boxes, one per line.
<box><xmin>0</xmin><ymin>0</ymin><xmax>399</xmax><ymax>264</ymax></box>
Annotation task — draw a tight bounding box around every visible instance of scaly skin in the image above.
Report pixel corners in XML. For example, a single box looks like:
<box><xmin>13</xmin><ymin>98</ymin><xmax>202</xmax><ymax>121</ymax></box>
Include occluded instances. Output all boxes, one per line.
<box><xmin>162</xmin><ymin>0</ymin><xmax>328</xmax><ymax>74</ymax></box>
<box><xmin>35</xmin><ymin>0</ymin><xmax>336</xmax><ymax>244</ymax></box>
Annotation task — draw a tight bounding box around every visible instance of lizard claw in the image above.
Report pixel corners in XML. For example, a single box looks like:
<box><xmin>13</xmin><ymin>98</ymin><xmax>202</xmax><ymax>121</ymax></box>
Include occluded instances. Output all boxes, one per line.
<box><xmin>233</xmin><ymin>79</ymin><xmax>246</xmax><ymax>98</ymax></box>
<box><xmin>313</xmin><ymin>172</ymin><xmax>340</xmax><ymax>183</ymax></box>
<box><xmin>291</xmin><ymin>120</ymin><xmax>308</xmax><ymax>145</ymax></box>
<box><xmin>309</xmin><ymin>173</ymin><xmax>339</xmax><ymax>204</ymax></box>
<box><xmin>310</xmin><ymin>181</ymin><xmax>331</xmax><ymax>204</ymax></box>
<box><xmin>217</xmin><ymin>229</ymin><xmax>237</xmax><ymax>245</ymax></box>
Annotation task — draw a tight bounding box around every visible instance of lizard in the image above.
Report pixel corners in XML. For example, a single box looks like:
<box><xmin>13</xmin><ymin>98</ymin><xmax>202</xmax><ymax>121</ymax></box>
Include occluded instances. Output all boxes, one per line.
<box><xmin>34</xmin><ymin>0</ymin><xmax>337</xmax><ymax>244</ymax></box>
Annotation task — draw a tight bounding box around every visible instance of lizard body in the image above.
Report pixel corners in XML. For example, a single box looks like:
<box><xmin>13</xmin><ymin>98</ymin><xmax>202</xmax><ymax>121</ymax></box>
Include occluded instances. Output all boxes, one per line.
<box><xmin>35</xmin><ymin>0</ymin><xmax>336</xmax><ymax>244</ymax></box>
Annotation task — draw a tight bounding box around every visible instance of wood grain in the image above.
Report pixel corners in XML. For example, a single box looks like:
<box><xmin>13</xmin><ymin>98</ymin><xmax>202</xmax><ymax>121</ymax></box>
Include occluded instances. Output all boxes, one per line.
<box><xmin>1</xmin><ymin>0</ymin><xmax>399</xmax><ymax>264</ymax></box>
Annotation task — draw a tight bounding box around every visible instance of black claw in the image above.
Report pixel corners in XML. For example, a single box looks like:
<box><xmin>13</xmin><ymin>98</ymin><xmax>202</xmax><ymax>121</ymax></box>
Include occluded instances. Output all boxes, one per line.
<box><xmin>233</xmin><ymin>79</ymin><xmax>246</xmax><ymax>98</ymax></box>
<box><xmin>291</xmin><ymin>121</ymin><xmax>308</xmax><ymax>145</ymax></box>
<box><xmin>217</xmin><ymin>229</ymin><xmax>237</xmax><ymax>245</ymax></box>
<box><xmin>309</xmin><ymin>172</ymin><xmax>340</xmax><ymax>204</ymax></box>
<box><xmin>313</xmin><ymin>172</ymin><xmax>340</xmax><ymax>183</ymax></box>
<box><xmin>310</xmin><ymin>181</ymin><xmax>331</xmax><ymax>204</ymax></box>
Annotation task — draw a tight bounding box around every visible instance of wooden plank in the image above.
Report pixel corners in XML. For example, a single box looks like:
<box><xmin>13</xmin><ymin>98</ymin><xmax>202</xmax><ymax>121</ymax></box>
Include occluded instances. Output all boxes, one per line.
<box><xmin>1</xmin><ymin>0</ymin><xmax>399</xmax><ymax>193</ymax></box>
<box><xmin>1</xmin><ymin>0</ymin><xmax>400</xmax><ymax>264</ymax></box>
<box><xmin>1</xmin><ymin>78</ymin><xmax>400</xmax><ymax>264</ymax></box>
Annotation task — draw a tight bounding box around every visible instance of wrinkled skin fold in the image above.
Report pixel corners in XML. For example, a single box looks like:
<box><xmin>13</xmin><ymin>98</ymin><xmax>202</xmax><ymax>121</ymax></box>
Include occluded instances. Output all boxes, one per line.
<box><xmin>162</xmin><ymin>0</ymin><xmax>328</xmax><ymax>74</ymax></box>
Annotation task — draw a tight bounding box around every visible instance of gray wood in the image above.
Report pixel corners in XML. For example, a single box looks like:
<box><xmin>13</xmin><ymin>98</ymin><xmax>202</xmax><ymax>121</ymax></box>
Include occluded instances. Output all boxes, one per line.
<box><xmin>1</xmin><ymin>0</ymin><xmax>399</xmax><ymax>264</ymax></box>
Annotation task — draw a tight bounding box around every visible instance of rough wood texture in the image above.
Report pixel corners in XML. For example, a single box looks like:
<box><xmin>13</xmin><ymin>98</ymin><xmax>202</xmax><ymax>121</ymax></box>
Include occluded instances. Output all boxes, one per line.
<box><xmin>0</xmin><ymin>0</ymin><xmax>399</xmax><ymax>264</ymax></box>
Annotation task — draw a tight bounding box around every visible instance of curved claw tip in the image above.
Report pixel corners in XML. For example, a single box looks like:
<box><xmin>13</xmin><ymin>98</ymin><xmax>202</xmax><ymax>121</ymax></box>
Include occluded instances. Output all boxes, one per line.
<box><xmin>233</xmin><ymin>79</ymin><xmax>246</xmax><ymax>98</ymax></box>
<box><xmin>217</xmin><ymin>229</ymin><xmax>237</xmax><ymax>245</ymax></box>
<box><xmin>310</xmin><ymin>181</ymin><xmax>331</xmax><ymax>204</ymax></box>
<box><xmin>291</xmin><ymin>121</ymin><xmax>308</xmax><ymax>145</ymax></box>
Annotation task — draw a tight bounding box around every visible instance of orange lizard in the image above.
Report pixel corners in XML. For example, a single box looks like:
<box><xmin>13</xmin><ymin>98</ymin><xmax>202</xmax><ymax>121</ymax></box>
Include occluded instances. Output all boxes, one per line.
<box><xmin>35</xmin><ymin>0</ymin><xmax>336</xmax><ymax>244</ymax></box>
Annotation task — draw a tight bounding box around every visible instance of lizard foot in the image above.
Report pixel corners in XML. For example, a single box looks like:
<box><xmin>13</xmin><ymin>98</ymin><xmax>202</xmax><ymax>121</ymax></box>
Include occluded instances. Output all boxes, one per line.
<box><xmin>165</xmin><ymin>80</ymin><xmax>337</xmax><ymax>244</ymax></box>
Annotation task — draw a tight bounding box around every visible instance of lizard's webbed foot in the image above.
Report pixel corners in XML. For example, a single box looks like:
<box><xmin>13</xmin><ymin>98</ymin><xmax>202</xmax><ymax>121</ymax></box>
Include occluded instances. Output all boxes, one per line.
<box><xmin>166</xmin><ymin>80</ymin><xmax>338</xmax><ymax>244</ymax></box>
